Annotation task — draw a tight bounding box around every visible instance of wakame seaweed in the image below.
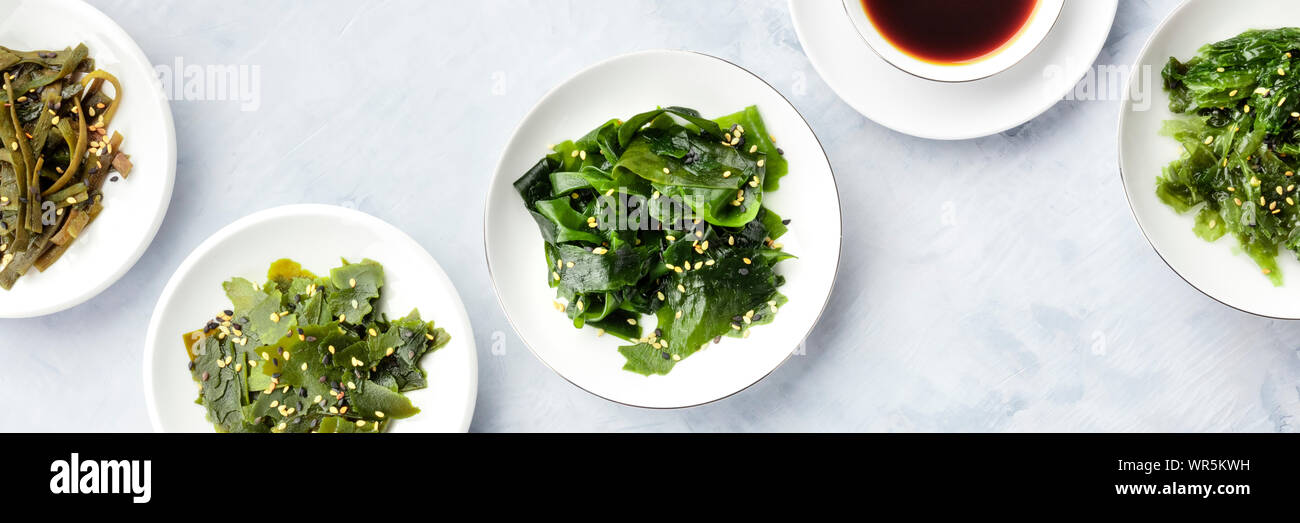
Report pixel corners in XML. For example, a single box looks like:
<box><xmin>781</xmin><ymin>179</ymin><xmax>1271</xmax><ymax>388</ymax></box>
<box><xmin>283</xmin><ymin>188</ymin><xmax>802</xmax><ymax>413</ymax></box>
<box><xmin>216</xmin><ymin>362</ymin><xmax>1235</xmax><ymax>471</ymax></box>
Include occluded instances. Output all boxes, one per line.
<box><xmin>0</xmin><ymin>43</ymin><xmax>131</xmax><ymax>290</ymax></box>
<box><xmin>1157</xmin><ymin>28</ymin><xmax>1300</xmax><ymax>284</ymax></box>
<box><xmin>515</xmin><ymin>106</ymin><xmax>794</xmax><ymax>375</ymax></box>
<box><xmin>182</xmin><ymin>259</ymin><xmax>451</xmax><ymax>433</ymax></box>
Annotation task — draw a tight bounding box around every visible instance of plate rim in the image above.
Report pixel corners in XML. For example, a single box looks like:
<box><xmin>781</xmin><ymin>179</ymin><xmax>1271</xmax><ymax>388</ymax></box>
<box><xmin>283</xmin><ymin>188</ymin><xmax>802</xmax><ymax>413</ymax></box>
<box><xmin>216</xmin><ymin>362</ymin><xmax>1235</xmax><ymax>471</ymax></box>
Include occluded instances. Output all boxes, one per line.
<box><xmin>0</xmin><ymin>0</ymin><xmax>178</xmax><ymax>318</ymax></box>
<box><xmin>142</xmin><ymin>203</ymin><xmax>479</xmax><ymax>432</ymax></box>
<box><xmin>1116</xmin><ymin>0</ymin><xmax>1299</xmax><ymax>320</ymax></box>
<box><xmin>481</xmin><ymin>48</ymin><xmax>844</xmax><ymax>409</ymax></box>
<box><xmin>790</xmin><ymin>0</ymin><xmax>1118</xmax><ymax>140</ymax></box>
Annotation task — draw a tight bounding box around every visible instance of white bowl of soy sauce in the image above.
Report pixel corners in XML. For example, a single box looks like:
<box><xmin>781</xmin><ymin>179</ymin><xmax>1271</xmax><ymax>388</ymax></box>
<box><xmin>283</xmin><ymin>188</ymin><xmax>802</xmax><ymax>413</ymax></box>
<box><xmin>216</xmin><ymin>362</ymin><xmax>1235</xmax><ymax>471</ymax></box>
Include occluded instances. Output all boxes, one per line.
<box><xmin>842</xmin><ymin>0</ymin><xmax>1065</xmax><ymax>83</ymax></box>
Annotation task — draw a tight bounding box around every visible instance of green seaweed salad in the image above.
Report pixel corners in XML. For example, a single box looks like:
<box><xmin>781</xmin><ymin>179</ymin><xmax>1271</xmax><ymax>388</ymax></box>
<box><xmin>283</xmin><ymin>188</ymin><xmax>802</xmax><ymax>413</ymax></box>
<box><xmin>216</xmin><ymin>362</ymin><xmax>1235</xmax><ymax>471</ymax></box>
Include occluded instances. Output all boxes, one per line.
<box><xmin>183</xmin><ymin>258</ymin><xmax>450</xmax><ymax>433</ymax></box>
<box><xmin>515</xmin><ymin>106</ymin><xmax>794</xmax><ymax>375</ymax></box>
<box><xmin>1158</xmin><ymin>28</ymin><xmax>1300</xmax><ymax>284</ymax></box>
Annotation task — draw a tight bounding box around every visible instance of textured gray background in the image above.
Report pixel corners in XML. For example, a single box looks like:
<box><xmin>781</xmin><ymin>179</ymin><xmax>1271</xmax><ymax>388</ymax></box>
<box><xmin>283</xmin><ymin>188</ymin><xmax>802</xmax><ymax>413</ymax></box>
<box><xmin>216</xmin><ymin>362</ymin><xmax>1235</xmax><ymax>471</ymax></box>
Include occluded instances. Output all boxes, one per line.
<box><xmin>2</xmin><ymin>0</ymin><xmax>1297</xmax><ymax>432</ymax></box>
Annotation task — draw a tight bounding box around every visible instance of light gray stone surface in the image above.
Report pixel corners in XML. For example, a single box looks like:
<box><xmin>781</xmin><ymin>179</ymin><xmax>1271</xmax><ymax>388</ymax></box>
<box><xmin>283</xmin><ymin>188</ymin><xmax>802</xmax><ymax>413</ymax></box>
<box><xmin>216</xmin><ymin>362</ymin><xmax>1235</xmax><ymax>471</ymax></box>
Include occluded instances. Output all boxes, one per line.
<box><xmin>2</xmin><ymin>0</ymin><xmax>1297</xmax><ymax>432</ymax></box>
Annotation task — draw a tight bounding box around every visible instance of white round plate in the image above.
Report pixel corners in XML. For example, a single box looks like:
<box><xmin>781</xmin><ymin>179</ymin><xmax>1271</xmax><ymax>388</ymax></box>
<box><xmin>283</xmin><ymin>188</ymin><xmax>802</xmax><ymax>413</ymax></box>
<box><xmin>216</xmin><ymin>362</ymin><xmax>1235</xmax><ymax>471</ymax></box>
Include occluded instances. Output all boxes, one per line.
<box><xmin>791</xmin><ymin>0</ymin><xmax>1116</xmax><ymax>140</ymax></box>
<box><xmin>1120</xmin><ymin>0</ymin><xmax>1300</xmax><ymax>319</ymax></box>
<box><xmin>0</xmin><ymin>0</ymin><xmax>176</xmax><ymax>317</ymax></box>
<box><xmin>485</xmin><ymin>50</ymin><xmax>842</xmax><ymax>409</ymax></box>
<box><xmin>145</xmin><ymin>205</ymin><xmax>477</xmax><ymax>432</ymax></box>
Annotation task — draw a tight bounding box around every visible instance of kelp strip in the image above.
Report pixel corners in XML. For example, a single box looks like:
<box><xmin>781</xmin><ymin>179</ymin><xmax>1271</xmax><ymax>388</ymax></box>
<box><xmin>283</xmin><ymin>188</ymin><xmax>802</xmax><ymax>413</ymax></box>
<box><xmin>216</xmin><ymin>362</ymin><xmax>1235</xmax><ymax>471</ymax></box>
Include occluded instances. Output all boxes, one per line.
<box><xmin>0</xmin><ymin>43</ymin><xmax>131</xmax><ymax>290</ymax></box>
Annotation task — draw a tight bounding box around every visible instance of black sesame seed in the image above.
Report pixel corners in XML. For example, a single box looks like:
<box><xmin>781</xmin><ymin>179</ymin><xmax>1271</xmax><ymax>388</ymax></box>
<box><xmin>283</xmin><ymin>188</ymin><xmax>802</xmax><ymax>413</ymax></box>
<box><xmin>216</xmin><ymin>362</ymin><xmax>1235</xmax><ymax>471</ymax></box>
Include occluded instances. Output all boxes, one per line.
<box><xmin>776</xmin><ymin>147</ymin><xmax>785</xmax><ymax>156</ymax></box>
<box><xmin>223</xmin><ymin>309</ymin><xmax>233</xmax><ymax>317</ymax></box>
<box><xmin>305</xmin><ymin>336</ymin><xmax>317</xmax><ymax>342</ymax></box>
<box><xmin>781</xmin><ymin>219</ymin><xmax>791</xmax><ymax>225</ymax></box>
<box><xmin>660</xmin><ymin>351</ymin><xmax>671</xmax><ymax>360</ymax></box>
<box><xmin>187</xmin><ymin>361</ymin><xmax>195</xmax><ymax>371</ymax></box>
<box><xmin>713</xmin><ymin>336</ymin><xmax>722</xmax><ymax>344</ymax></box>
<box><xmin>272</xmin><ymin>373</ymin><xmax>282</xmax><ymax>379</ymax></box>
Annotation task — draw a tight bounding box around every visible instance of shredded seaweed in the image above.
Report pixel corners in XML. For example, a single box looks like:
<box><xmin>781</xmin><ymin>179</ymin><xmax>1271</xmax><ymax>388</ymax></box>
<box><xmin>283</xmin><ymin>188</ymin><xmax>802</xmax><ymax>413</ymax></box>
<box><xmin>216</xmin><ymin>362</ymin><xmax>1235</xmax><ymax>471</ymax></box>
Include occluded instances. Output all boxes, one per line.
<box><xmin>1157</xmin><ymin>28</ymin><xmax>1300</xmax><ymax>284</ymax></box>
<box><xmin>515</xmin><ymin>106</ymin><xmax>793</xmax><ymax>375</ymax></box>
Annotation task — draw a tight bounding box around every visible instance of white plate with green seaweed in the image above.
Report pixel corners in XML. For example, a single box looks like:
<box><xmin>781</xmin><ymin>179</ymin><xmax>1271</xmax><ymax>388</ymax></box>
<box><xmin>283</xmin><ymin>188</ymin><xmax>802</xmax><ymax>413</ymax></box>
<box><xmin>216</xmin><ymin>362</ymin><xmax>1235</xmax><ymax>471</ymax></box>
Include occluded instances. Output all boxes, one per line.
<box><xmin>0</xmin><ymin>0</ymin><xmax>175</xmax><ymax>317</ymax></box>
<box><xmin>144</xmin><ymin>204</ymin><xmax>477</xmax><ymax>432</ymax></box>
<box><xmin>485</xmin><ymin>50</ymin><xmax>842</xmax><ymax>408</ymax></box>
<box><xmin>1121</xmin><ymin>0</ymin><xmax>1300</xmax><ymax>318</ymax></box>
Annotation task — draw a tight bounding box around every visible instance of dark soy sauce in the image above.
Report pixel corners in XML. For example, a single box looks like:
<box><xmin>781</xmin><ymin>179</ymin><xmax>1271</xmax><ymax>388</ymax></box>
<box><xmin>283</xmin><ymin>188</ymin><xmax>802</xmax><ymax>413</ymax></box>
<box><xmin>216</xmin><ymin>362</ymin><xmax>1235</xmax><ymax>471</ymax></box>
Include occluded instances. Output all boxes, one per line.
<box><xmin>859</xmin><ymin>0</ymin><xmax>1040</xmax><ymax>64</ymax></box>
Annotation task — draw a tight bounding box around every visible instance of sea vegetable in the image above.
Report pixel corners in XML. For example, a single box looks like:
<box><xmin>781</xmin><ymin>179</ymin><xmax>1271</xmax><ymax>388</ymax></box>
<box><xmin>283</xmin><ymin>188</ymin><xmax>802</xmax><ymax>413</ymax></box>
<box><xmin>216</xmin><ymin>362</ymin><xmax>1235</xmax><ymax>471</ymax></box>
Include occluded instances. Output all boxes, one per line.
<box><xmin>182</xmin><ymin>258</ymin><xmax>451</xmax><ymax>433</ymax></box>
<box><xmin>1157</xmin><ymin>28</ymin><xmax>1300</xmax><ymax>284</ymax></box>
<box><xmin>0</xmin><ymin>43</ymin><xmax>132</xmax><ymax>290</ymax></box>
<box><xmin>515</xmin><ymin>106</ymin><xmax>793</xmax><ymax>375</ymax></box>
